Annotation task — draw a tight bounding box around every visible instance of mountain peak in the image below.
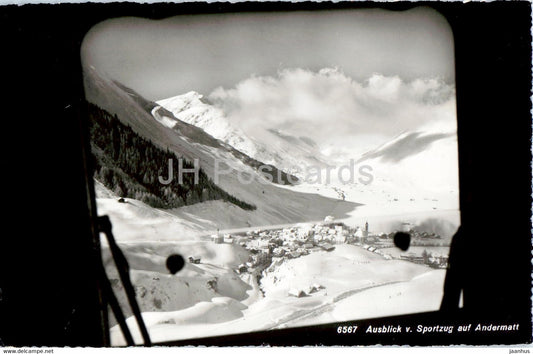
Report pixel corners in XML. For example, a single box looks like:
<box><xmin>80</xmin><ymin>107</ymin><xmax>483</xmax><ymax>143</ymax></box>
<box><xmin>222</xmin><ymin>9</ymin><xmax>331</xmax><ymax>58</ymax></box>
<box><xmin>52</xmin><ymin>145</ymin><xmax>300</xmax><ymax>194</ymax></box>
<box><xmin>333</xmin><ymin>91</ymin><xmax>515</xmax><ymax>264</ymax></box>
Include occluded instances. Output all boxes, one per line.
<box><xmin>156</xmin><ymin>91</ymin><xmax>253</xmax><ymax>152</ymax></box>
<box><xmin>156</xmin><ymin>92</ymin><xmax>331</xmax><ymax>173</ymax></box>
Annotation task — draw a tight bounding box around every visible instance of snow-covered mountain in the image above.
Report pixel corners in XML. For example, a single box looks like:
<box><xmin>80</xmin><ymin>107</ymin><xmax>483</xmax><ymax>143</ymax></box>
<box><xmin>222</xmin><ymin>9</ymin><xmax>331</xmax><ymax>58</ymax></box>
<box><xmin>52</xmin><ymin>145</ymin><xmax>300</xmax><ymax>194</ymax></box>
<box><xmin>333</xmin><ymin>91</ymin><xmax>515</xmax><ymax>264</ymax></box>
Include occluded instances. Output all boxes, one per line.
<box><xmin>84</xmin><ymin>65</ymin><xmax>458</xmax><ymax>233</ymax></box>
<box><xmin>156</xmin><ymin>80</ymin><xmax>457</xmax><ymax>222</ymax></box>
<box><xmin>156</xmin><ymin>92</ymin><xmax>331</xmax><ymax>175</ymax></box>
<box><xmin>156</xmin><ymin>92</ymin><xmax>254</xmax><ymax>155</ymax></box>
<box><xmin>357</xmin><ymin>130</ymin><xmax>455</xmax><ymax>165</ymax></box>
<box><xmin>267</xmin><ymin>124</ymin><xmax>460</xmax><ymax>234</ymax></box>
<box><xmin>83</xmin><ymin>66</ymin><xmax>358</xmax><ymax>230</ymax></box>
<box><xmin>356</xmin><ymin>129</ymin><xmax>459</xmax><ymax>194</ymax></box>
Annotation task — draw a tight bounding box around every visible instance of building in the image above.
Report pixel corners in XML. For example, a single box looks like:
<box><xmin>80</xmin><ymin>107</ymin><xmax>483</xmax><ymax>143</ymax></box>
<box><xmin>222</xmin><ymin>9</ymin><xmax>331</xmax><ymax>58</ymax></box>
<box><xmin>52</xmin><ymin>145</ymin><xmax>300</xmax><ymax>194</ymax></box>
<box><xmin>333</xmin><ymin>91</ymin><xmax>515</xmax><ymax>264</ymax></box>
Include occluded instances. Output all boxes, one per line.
<box><xmin>188</xmin><ymin>256</ymin><xmax>201</xmax><ymax>264</ymax></box>
<box><xmin>354</xmin><ymin>227</ymin><xmax>364</xmax><ymax>242</ymax></box>
<box><xmin>319</xmin><ymin>243</ymin><xmax>335</xmax><ymax>252</ymax></box>
<box><xmin>288</xmin><ymin>288</ymin><xmax>307</xmax><ymax>298</ymax></box>
<box><xmin>307</xmin><ymin>283</ymin><xmax>324</xmax><ymax>294</ymax></box>
<box><xmin>353</xmin><ymin>222</ymin><xmax>370</xmax><ymax>243</ymax></box>
<box><xmin>401</xmin><ymin>222</ymin><xmax>412</xmax><ymax>232</ymax></box>
<box><xmin>236</xmin><ymin>264</ymin><xmax>248</xmax><ymax>274</ymax></box>
<box><xmin>250</xmin><ymin>239</ymin><xmax>270</xmax><ymax>249</ymax></box>
<box><xmin>400</xmin><ymin>253</ymin><xmax>425</xmax><ymax>264</ymax></box>
<box><xmin>211</xmin><ymin>233</ymin><xmax>224</xmax><ymax>244</ymax></box>
<box><xmin>334</xmin><ymin>232</ymin><xmax>346</xmax><ymax>244</ymax></box>
<box><xmin>323</xmin><ymin>215</ymin><xmax>335</xmax><ymax>224</ymax></box>
<box><xmin>272</xmin><ymin>248</ymin><xmax>286</xmax><ymax>257</ymax></box>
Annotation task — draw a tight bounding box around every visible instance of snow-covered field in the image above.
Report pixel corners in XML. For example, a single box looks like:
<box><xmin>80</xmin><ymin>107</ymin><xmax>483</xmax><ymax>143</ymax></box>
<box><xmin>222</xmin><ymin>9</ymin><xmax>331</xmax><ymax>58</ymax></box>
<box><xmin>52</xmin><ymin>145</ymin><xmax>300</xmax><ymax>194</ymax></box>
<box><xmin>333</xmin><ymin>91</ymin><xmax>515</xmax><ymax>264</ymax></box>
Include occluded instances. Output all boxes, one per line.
<box><xmin>96</xmin><ymin>183</ymin><xmax>448</xmax><ymax>345</ymax></box>
<box><xmin>106</xmin><ymin>240</ymin><xmax>445</xmax><ymax>345</ymax></box>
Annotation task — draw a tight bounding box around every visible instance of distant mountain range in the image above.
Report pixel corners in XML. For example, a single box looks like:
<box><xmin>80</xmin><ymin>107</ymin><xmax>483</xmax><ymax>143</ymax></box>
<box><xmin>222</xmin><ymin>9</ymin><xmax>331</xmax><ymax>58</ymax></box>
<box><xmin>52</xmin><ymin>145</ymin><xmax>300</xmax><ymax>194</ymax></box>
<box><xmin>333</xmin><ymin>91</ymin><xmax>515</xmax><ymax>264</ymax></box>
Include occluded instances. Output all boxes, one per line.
<box><xmin>154</xmin><ymin>89</ymin><xmax>457</xmax><ymax>196</ymax></box>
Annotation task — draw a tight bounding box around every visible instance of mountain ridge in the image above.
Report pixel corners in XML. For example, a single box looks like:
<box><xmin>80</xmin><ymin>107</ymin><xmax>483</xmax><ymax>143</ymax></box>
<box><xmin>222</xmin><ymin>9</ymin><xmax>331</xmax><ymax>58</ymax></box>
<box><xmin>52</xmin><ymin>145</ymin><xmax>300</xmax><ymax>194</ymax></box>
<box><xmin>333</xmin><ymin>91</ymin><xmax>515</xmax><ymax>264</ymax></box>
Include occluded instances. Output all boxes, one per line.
<box><xmin>156</xmin><ymin>91</ymin><xmax>332</xmax><ymax>174</ymax></box>
<box><xmin>83</xmin><ymin>66</ymin><xmax>360</xmax><ymax>228</ymax></box>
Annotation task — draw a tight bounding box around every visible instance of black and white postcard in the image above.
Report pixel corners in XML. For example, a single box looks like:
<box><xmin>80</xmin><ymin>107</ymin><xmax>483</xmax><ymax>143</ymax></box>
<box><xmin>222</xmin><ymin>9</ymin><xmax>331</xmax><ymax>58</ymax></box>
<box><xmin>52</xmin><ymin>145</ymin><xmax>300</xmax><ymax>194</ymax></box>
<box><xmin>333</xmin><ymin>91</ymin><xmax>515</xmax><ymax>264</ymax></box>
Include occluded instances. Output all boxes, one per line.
<box><xmin>1</xmin><ymin>1</ymin><xmax>531</xmax><ymax>349</ymax></box>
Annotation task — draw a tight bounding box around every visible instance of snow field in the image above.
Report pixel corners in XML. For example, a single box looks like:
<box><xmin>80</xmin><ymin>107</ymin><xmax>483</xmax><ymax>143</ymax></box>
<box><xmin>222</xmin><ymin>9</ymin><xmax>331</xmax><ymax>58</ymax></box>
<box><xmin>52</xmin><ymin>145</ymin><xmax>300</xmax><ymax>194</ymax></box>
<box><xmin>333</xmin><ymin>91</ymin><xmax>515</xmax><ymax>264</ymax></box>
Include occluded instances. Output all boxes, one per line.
<box><xmin>107</xmin><ymin>240</ymin><xmax>444</xmax><ymax>345</ymax></box>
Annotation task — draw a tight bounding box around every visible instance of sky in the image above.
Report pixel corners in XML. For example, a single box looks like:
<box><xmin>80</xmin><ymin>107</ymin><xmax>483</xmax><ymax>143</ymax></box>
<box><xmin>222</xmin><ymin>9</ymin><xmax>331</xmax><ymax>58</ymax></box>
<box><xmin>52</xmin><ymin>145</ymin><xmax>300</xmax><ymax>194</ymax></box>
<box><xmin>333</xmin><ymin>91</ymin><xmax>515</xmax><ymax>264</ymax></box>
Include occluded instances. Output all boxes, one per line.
<box><xmin>81</xmin><ymin>7</ymin><xmax>457</xmax><ymax>156</ymax></box>
<box><xmin>82</xmin><ymin>7</ymin><xmax>455</xmax><ymax>101</ymax></box>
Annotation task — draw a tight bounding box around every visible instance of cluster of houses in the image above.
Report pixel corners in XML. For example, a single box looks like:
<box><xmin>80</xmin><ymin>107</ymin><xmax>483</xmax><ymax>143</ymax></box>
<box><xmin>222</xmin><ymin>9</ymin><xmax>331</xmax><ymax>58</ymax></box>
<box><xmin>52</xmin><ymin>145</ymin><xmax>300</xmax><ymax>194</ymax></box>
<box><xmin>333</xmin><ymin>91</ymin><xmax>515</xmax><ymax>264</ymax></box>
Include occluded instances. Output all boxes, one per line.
<box><xmin>204</xmin><ymin>217</ymin><xmax>449</xmax><ymax>271</ymax></box>
<box><xmin>399</xmin><ymin>251</ymin><xmax>448</xmax><ymax>269</ymax></box>
<box><xmin>288</xmin><ymin>283</ymin><xmax>325</xmax><ymax>298</ymax></box>
<box><xmin>207</xmin><ymin>218</ymin><xmax>377</xmax><ymax>272</ymax></box>
<box><xmin>239</xmin><ymin>223</ymin><xmax>348</xmax><ymax>257</ymax></box>
<box><xmin>361</xmin><ymin>244</ymin><xmax>393</xmax><ymax>260</ymax></box>
<box><xmin>207</xmin><ymin>218</ymin><xmax>364</xmax><ymax>275</ymax></box>
<box><xmin>210</xmin><ymin>233</ymin><xmax>234</xmax><ymax>244</ymax></box>
<box><xmin>211</xmin><ymin>217</ymin><xmax>370</xmax><ymax>246</ymax></box>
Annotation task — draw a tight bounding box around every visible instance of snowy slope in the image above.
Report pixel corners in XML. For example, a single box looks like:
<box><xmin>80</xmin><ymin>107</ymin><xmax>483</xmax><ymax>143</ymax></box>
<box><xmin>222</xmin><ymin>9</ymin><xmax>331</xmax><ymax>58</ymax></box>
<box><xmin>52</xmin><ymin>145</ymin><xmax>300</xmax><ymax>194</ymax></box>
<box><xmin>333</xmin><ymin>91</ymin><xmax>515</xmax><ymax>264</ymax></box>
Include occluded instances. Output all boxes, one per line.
<box><xmin>357</xmin><ymin>129</ymin><xmax>459</xmax><ymax>194</ymax></box>
<box><xmin>109</xmin><ymin>243</ymin><xmax>444</xmax><ymax>344</ymax></box>
<box><xmin>95</xmin><ymin>182</ymin><xmax>446</xmax><ymax>345</ymax></box>
<box><xmin>270</xmin><ymin>126</ymin><xmax>460</xmax><ymax>238</ymax></box>
<box><xmin>95</xmin><ymin>181</ymin><xmax>257</xmax><ymax>329</ymax></box>
<box><xmin>95</xmin><ymin>181</ymin><xmax>208</xmax><ymax>241</ymax></box>
<box><xmin>156</xmin><ymin>92</ymin><xmax>256</xmax><ymax>156</ymax></box>
<box><xmin>84</xmin><ymin>66</ymin><xmax>359</xmax><ymax>231</ymax></box>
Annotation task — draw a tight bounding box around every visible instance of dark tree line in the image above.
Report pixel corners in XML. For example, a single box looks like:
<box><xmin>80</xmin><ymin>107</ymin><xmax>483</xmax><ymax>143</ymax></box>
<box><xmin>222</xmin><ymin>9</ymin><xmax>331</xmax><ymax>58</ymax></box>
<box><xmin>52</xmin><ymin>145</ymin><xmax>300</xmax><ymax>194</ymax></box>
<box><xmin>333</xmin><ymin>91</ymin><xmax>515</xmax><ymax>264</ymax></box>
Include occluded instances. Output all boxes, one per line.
<box><xmin>87</xmin><ymin>103</ymin><xmax>256</xmax><ymax>210</ymax></box>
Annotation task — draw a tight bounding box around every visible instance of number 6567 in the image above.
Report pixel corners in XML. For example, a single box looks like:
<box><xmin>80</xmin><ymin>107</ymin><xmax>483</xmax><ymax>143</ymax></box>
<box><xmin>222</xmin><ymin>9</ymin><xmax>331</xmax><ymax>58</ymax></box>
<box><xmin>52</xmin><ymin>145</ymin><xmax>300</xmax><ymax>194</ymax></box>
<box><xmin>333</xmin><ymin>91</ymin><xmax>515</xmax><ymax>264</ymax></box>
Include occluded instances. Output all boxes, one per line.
<box><xmin>337</xmin><ymin>325</ymin><xmax>358</xmax><ymax>334</ymax></box>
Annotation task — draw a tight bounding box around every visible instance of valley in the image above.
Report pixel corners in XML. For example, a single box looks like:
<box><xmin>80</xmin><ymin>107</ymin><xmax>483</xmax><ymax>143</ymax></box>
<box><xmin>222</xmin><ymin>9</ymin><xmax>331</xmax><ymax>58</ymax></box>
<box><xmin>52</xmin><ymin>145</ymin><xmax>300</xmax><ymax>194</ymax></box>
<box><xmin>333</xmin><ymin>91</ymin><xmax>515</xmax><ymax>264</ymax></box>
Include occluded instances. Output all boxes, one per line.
<box><xmin>84</xmin><ymin>65</ymin><xmax>459</xmax><ymax>345</ymax></box>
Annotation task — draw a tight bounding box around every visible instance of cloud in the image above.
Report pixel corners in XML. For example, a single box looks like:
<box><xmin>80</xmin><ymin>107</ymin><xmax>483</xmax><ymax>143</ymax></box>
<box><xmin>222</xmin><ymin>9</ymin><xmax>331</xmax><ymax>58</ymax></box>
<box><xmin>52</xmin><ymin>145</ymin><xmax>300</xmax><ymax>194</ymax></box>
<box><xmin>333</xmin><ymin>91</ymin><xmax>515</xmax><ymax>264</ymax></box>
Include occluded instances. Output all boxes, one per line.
<box><xmin>207</xmin><ymin>68</ymin><xmax>456</xmax><ymax>153</ymax></box>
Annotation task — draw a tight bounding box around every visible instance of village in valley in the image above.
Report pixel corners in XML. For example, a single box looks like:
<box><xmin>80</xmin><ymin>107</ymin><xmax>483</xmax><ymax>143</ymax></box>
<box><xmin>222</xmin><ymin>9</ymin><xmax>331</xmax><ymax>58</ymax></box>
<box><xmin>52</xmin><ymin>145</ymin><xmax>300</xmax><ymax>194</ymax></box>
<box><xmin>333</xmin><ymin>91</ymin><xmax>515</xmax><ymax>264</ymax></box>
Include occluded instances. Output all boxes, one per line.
<box><xmin>191</xmin><ymin>217</ymin><xmax>451</xmax><ymax>297</ymax></box>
